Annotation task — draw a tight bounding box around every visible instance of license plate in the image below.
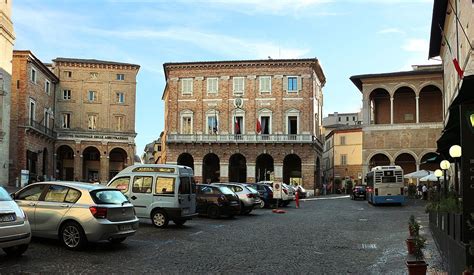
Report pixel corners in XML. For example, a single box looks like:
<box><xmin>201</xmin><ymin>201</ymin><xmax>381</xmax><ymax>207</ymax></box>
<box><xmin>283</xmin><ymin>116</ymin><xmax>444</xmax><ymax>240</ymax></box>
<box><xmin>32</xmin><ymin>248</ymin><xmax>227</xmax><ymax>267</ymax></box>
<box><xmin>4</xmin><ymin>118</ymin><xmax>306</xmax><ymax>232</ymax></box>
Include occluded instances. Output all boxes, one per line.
<box><xmin>119</xmin><ymin>224</ymin><xmax>133</xmax><ymax>231</ymax></box>
<box><xmin>0</xmin><ymin>214</ymin><xmax>15</xmax><ymax>222</ymax></box>
<box><xmin>230</xmin><ymin>201</ymin><xmax>239</xmax><ymax>205</ymax></box>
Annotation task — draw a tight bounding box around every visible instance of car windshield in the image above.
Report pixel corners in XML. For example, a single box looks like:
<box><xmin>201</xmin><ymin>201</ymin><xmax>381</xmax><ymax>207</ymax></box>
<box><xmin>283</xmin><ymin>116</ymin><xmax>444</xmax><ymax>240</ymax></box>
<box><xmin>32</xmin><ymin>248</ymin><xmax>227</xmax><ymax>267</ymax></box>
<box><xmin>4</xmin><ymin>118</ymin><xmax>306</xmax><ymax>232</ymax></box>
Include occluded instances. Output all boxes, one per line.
<box><xmin>0</xmin><ymin>187</ymin><xmax>12</xmax><ymax>201</ymax></box>
<box><xmin>218</xmin><ymin>186</ymin><xmax>235</xmax><ymax>195</ymax></box>
<box><xmin>90</xmin><ymin>189</ymin><xmax>129</xmax><ymax>205</ymax></box>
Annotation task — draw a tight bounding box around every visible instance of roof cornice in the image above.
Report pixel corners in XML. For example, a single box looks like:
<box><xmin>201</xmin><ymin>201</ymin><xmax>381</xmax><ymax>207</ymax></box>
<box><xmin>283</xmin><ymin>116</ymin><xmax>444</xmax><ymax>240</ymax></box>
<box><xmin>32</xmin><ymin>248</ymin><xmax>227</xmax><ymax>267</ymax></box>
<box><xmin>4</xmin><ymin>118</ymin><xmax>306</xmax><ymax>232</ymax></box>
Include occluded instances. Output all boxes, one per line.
<box><xmin>52</xmin><ymin>58</ymin><xmax>140</xmax><ymax>71</ymax></box>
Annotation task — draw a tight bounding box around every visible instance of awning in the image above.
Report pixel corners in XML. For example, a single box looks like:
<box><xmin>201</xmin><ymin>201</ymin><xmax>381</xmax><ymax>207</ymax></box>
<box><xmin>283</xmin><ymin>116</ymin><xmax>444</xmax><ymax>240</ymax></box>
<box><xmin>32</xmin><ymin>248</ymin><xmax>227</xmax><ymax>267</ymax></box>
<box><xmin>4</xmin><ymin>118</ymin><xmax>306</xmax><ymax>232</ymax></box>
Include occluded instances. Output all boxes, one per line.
<box><xmin>404</xmin><ymin>170</ymin><xmax>433</xmax><ymax>179</ymax></box>
<box><xmin>437</xmin><ymin>75</ymin><xmax>474</xmax><ymax>157</ymax></box>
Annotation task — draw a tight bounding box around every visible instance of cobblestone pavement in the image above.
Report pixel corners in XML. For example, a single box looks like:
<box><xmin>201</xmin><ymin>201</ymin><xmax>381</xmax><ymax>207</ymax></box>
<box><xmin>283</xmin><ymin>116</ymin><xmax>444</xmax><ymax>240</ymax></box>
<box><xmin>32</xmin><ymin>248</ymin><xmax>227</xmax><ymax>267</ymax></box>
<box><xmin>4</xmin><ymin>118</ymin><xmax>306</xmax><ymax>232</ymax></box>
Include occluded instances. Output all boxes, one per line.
<box><xmin>0</xmin><ymin>195</ymin><xmax>442</xmax><ymax>274</ymax></box>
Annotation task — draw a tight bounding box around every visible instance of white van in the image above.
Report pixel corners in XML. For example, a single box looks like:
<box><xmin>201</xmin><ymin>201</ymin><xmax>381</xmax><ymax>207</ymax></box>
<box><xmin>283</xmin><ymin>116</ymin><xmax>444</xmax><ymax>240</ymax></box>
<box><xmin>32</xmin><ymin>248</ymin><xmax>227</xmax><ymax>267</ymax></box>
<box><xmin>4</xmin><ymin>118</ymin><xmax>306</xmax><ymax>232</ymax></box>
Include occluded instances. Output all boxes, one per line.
<box><xmin>108</xmin><ymin>164</ymin><xmax>197</xmax><ymax>228</ymax></box>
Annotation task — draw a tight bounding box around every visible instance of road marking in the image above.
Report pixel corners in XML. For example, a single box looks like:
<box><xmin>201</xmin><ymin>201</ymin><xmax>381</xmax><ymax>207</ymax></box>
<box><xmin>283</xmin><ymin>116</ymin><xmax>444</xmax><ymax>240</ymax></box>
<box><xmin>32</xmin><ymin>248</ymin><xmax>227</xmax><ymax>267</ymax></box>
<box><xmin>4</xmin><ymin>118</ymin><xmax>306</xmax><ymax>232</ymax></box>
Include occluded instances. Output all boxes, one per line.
<box><xmin>189</xmin><ymin>231</ymin><xmax>204</xmax><ymax>236</ymax></box>
<box><xmin>302</xmin><ymin>195</ymin><xmax>350</xmax><ymax>201</ymax></box>
<box><xmin>361</xmin><ymin>244</ymin><xmax>377</xmax><ymax>249</ymax></box>
<box><xmin>213</xmin><ymin>225</ymin><xmax>225</xmax><ymax>229</ymax></box>
<box><xmin>358</xmin><ymin>208</ymin><xmax>364</xmax><ymax>211</ymax></box>
<box><xmin>359</xmin><ymin>218</ymin><xmax>368</xmax><ymax>222</ymax></box>
<box><xmin>314</xmin><ymin>251</ymin><xmax>323</xmax><ymax>255</ymax></box>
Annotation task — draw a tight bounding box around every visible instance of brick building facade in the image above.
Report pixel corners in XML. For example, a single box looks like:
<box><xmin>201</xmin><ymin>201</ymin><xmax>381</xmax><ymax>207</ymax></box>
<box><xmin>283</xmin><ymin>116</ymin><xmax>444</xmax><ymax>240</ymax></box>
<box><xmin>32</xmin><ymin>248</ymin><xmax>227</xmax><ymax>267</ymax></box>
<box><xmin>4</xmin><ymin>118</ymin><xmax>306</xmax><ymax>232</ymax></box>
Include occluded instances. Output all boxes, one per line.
<box><xmin>0</xmin><ymin>0</ymin><xmax>15</xmax><ymax>185</ymax></box>
<box><xmin>162</xmin><ymin>59</ymin><xmax>325</xmax><ymax>191</ymax></box>
<box><xmin>9</xmin><ymin>51</ymin><xmax>59</xmax><ymax>185</ymax></box>
<box><xmin>51</xmin><ymin>58</ymin><xmax>140</xmax><ymax>183</ymax></box>
<box><xmin>350</xmin><ymin>65</ymin><xmax>443</xmax><ymax>178</ymax></box>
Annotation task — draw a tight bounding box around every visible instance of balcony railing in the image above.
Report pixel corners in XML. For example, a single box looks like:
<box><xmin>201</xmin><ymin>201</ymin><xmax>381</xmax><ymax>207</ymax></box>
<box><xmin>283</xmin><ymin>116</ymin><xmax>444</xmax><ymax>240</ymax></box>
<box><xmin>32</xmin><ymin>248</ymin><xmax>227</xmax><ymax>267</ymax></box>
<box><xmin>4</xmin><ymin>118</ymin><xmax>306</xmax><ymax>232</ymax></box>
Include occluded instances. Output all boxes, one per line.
<box><xmin>25</xmin><ymin>119</ymin><xmax>57</xmax><ymax>138</ymax></box>
<box><xmin>167</xmin><ymin>133</ymin><xmax>317</xmax><ymax>143</ymax></box>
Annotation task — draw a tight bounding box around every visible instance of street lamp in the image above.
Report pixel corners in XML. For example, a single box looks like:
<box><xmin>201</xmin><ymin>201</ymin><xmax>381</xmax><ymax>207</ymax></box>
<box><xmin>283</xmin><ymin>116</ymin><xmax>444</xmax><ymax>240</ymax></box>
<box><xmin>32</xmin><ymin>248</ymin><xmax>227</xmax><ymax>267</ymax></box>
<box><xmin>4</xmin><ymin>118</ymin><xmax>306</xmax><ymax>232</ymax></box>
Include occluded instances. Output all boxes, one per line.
<box><xmin>440</xmin><ymin>160</ymin><xmax>451</xmax><ymax>197</ymax></box>
<box><xmin>449</xmin><ymin>145</ymin><xmax>462</xmax><ymax>195</ymax></box>
<box><xmin>434</xmin><ymin>169</ymin><xmax>443</xmax><ymax>194</ymax></box>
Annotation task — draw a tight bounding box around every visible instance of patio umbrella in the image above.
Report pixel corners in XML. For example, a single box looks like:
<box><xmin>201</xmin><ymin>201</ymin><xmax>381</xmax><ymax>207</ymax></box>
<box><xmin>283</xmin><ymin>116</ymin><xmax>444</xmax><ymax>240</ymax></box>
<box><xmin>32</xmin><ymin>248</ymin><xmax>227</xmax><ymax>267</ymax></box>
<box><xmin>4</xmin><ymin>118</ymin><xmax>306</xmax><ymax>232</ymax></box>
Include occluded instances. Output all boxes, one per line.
<box><xmin>419</xmin><ymin>173</ymin><xmax>443</xmax><ymax>182</ymax></box>
<box><xmin>404</xmin><ymin>170</ymin><xmax>433</xmax><ymax>179</ymax></box>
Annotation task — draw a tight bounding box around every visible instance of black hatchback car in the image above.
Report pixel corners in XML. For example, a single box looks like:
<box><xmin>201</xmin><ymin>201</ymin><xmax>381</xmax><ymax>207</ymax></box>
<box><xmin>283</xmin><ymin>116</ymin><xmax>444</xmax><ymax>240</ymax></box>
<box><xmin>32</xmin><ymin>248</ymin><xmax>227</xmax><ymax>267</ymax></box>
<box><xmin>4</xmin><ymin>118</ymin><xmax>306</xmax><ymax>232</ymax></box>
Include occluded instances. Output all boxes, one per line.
<box><xmin>351</xmin><ymin>185</ymin><xmax>367</xmax><ymax>200</ymax></box>
<box><xmin>196</xmin><ymin>184</ymin><xmax>241</xmax><ymax>218</ymax></box>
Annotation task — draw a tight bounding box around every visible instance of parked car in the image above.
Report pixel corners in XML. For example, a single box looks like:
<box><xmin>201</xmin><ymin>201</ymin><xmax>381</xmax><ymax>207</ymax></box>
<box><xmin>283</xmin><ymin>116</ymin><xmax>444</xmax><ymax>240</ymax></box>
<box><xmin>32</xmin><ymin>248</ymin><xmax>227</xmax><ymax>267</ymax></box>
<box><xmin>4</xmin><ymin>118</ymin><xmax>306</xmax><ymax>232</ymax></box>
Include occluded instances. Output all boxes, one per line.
<box><xmin>108</xmin><ymin>164</ymin><xmax>197</xmax><ymax>228</ymax></box>
<box><xmin>258</xmin><ymin>181</ymin><xmax>294</xmax><ymax>207</ymax></box>
<box><xmin>196</xmin><ymin>184</ymin><xmax>240</xmax><ymax>218</ymax></box>
<box><xmin>12</xmin><ymin>182</ymin><xmax>139</xmax><ymax>250</ymax></box>
<box><xmin>214</xmin><ymin>183</ymin><xmax>261</xmax><ymax>214</ymax></box>
<box><xmin>245</xmin><ymin>183</ymin><xmax>274</xmax><ymax>208</ymax></box>
<box><xmin>293</xmin><ymin>185</ymin><xmax>307</xmax><ymax>198</ymax></box>
<box><xmin>351</xmin><ymin>185</ymin><xmax>367</xmax><ymax>200</ymax></box>
<box><xmin>0</xmin><ymin>186</ymin><xmax>31</xmax><ymax>256</ymax></box>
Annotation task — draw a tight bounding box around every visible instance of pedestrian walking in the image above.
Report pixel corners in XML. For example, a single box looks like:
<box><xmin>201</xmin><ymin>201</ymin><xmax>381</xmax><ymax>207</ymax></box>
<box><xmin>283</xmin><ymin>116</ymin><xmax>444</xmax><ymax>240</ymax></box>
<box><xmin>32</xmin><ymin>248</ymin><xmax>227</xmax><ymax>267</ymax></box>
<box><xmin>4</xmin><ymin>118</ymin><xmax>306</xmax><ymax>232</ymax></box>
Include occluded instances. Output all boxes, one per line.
<box><xmin>295</xmin><ymin>188</ymin><xmax>300</xmax><ymax>208</ymax></box>
<box><xmin>322</xmin><ymin>183</ymin><xmax>327</xmax><ymax>195</ymax></box>
<box><xmin>422</xmin><ymin>184</ymin><xmax>428</xmax><ymax>200</ymax></box>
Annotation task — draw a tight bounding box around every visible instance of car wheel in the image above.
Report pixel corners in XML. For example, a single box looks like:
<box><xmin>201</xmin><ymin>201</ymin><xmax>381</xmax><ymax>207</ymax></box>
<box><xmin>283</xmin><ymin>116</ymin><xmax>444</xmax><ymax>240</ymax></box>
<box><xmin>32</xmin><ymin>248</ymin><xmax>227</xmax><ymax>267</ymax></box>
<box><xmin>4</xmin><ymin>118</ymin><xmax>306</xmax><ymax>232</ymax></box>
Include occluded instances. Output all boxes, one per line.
<box><xmin>60</xmin><ymin>221</ymin><xmax>86</xmax><ymax>250</ymax></box>
<box><xmin>151</xmin><ymin>209</ymin><xmax>169</xmax><ymax>228</ymax></box>
<box><xmin>207</xmin><ymin>205</ymin><xmax>220</xmax><ymax>219</ymax></box>
<box><xmin>259</xmin><ymin>200</ymin><xmax>265</xmax><ymax>209</ymax></box>
<box><xmin>173</xmin><ymin>219</ymin><xmax>187</xmax><ymax>226</ymax></box>
<box><xmin>3</xmin><ymin>244</ymin><xmax>28</xmax><ymax>257</ymax></box>
<box><xmin>109</xmin><ymin>237</ymin><xmax>127</xmax><ymax>244</ymax></box>
<box><xmin>244</xmin><ymin>209</ymin><xmax>252</xmax><ymax>215</ymax></box>
<box><xmin>240</xmin><ymin>202</ymin><xmax>246</xmax><ymax>215</ymax></box>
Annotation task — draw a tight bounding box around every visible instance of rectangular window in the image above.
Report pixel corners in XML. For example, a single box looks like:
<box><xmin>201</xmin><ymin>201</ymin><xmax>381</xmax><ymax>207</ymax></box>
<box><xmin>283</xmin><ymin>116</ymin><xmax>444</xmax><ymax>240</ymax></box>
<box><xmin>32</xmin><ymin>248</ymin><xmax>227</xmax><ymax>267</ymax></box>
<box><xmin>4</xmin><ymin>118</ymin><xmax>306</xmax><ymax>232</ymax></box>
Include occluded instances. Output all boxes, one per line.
<box><xmin>288</xmin><ymin>76</ymin><xmax>297</xmax><ymax>92</ymax></box>
<box><xmin>45</xmin><ymin>80</ymin><xmax>50</xmax><ymax>95</ymax></box>
<box><xmin>116</xmin><ymin>74</ymin><xmax>125</xmax><ymax>81</ymax></box>
<box><xmin>116</xmin><ymin>92</ymin><xmax>124</xmax><ymax>103</ymax></box>
<box><xmin>181</xmin><ymin>78</ymin><xmax>193</xmax><ymax>95</ymax></box>
<box><xmin>64</xmin><ymin>71</ymin><xmax>72</xmax><ymax>78</ymax></box>
<box><xmin>115</xmin><ymin>116</ymin><xmax>124</xmax><ymax>131</ymax></box>
<box><xmin>207</xmin><ymin>115</ymin><xmax>218</xmax><ymax>134</ymax></box>
<box><xmin>261</xmin><ymin>116</ymin><xmax>270</xmax><ymax>134</ymax></box>
<box><xmin>340</xmin><ymin>136</ymin><xmax>346</xmax><ymax>145</ymax></box>
<box><xmin>44</xmin><ymin>109</ymin><xmax>50</xmax><ymax>128</ymax></box>
<box><xmin>132</xmin><ymin>176</ymin><xmax>152</xmax><ymax>194</ymax></box>
<box><xmin>88</xmin><ymin>114</ymin><xmax>98</xmax><ymax>130</ymax></box>
<box><xmin>88</xmin><ymin>91</ymin><xmax>97</xmax><ymax>102</ymax></box>
<box><xmin>288</xmin><ymin>116</ymin><xmax>297</xmax><ymax>135</ymax></box>
<box><xmin>44</xmin><ymin>185</ymin><xmax>68</xmax><ymax>202</ymax></box>
<box><xmin>63</xmin><ymin>90</ymin><xmax>71</xmax><ymax>100</ymax></box>
<box><xmin>346</xmin><ymin>117</ymin><xmax>349</xmax><ymax>121</ymax></box>
<box><xmin>341</xmin><ymin>154</ymin><xmax>347</xmax><ymax>165</ymax></box>
<box><xmin>182</xmin><ymin>116</ymin><xmax>192</xmax><ymax>134</ymax></box>
<box><xmin>29</xmin><ymin>100</ymin><xmax>36</xmax><ymax>122</ymax></box>
<box><xmin>207</xmin><ymin>78</ymin><xmax>218</xmax><ymax>93</ymax></box>
<box><xmin>233</xmin><ymin>77</ymin><xmax>245</xmax><ymax>95</ymax></box>
<box><xmin>31</xmin><ymin>68</ymin><xmax>37</xmax><ymax>83</ymax></box>
<box><xmin>353</xmin><ymin>116</ymin><xmax>356</xmax><ymax>121</ymax></box>
<box><xmin>338</xmin><ymin>117</ymin><xmax>341</xmax><ymax>122</ymax></box>
<box><xmin>259</xmin><ymin>76</ymin><xmax>271</xmax><ymax>93</ymax></box>
<box><xmin>62</xmin><ymin>113</ymin><xmax>71</xmax><ymax>129</ymax></box>
<box><xmin>155</xmin><ymin>177</ymin><xmax>175</xmax><ymax>195</ymax></box>
<box><xmin>234</xmin><ymin>116</ymin><xmax>243</xmax><ymax>134</ymax></box>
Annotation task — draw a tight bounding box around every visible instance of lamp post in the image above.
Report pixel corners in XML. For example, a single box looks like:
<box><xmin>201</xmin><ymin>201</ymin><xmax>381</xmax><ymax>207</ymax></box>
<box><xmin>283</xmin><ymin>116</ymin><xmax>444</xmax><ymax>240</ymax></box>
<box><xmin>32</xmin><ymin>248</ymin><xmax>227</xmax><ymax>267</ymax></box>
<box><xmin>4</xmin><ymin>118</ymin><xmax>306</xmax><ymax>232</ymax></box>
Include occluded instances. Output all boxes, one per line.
<box><xmin>440</xmin><ymin>160</ymin><xmax>451</xmax><ymax>197</ymax></box>
<box><xmin>434</xmin><ymin>169</ymin><xmax>443</xmax><ymax>195</ymax></box>
<box><xmin>449</xmin><ymin>145</ymin><xmax>462</xmax><ymax>195</ymax></box>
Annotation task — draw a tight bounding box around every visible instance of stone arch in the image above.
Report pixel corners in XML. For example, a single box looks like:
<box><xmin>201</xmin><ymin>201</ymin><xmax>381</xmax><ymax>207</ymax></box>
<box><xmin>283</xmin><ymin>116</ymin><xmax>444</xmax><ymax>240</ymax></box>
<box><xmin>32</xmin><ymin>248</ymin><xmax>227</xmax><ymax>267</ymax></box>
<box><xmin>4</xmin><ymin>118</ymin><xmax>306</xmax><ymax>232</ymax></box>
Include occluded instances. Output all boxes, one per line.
<box><xmin>56</xmin><ymin>145</ymin><xmax>74</xmax><ymax>181</ymax></box>
<box><xmin>229</xmin><ymin>153</ymin><xmax>247</xmax><ymax>183</ymax></box>
<box><xmin>393</xmin><ymin>150</ymin><xmax>418</xmax><ymax>164</ymax></box>
<box><xmin>392</xmin><ymin>83</ymin><xmax>418</xmax><ymax>97</ymax></box>
<box><xmin>369</xmin><ymin>88</ymin><xmax>390</xmax><ymax>124</ymax></box>
<box><xmin>367</xmin><ymin>152</ymin><xmax>392</xmax><ymax>170</ymax></box>
<box><xmin>203</xmin><ymin>153</ymin><xmax>220</xmax><ymax>183</ymax></box>
<box><xmin>177</xmin><ymin>153</ymin><xmax>194</xmax><ymax>171</ymax></box>
<box><xmin>82</xmin><ymin>146</ymin><xmax>101</xmax><ymax>182</ymax></box>
<box><xmin>109</xmin><ymin>147</ymin><xmax>128</xmax><ymax>180</ymax></box>
<box><xmin>256</xmin><ymin>153</ymin><xmax>274</xmax><ymax>182</ymax></box>
<box><xmin>283</xmin><ymin>154</ymin><xmax>302</xmax><ymax>185</ymax></box>
<box><xmin>393</xmin><ymin>86</ymin><xmax>416</xmax><ymax>124</ymax></box>
<box><xmin>394</xmin><ymin>152</ymin><xmax>417</xmax><ymax>174</ymax></box>
<box><xmin>419</xmin><ymin>85</ymin><xmax>443</xmax><ymax>122</ymax></box>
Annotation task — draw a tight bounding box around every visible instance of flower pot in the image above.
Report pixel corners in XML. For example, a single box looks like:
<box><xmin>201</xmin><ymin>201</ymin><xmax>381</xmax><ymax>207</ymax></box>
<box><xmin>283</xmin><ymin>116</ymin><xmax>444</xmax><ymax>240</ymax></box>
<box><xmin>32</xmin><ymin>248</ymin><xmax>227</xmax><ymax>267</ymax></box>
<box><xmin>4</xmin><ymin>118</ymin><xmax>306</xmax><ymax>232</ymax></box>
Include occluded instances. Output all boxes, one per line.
<box><xmin>406</xmin><ymin>238</ymin><xmax>415</xmax><ymax>254</ymax></box>
<box><xmin>406</xmin><ymin>260</ymin><xmax>427</xmax><ymax>275</ymax></box>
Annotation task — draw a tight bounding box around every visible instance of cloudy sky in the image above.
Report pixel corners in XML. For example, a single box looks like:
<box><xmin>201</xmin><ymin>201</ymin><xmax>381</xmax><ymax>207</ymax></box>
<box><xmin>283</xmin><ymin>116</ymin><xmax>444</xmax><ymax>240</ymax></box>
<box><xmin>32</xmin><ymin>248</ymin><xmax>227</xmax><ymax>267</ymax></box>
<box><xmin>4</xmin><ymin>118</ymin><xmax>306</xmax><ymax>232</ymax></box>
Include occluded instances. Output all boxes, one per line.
<box><xmin>12</xmin><ymin>0</ymin><xmax>439</xmax><ymax>155</ymax></box>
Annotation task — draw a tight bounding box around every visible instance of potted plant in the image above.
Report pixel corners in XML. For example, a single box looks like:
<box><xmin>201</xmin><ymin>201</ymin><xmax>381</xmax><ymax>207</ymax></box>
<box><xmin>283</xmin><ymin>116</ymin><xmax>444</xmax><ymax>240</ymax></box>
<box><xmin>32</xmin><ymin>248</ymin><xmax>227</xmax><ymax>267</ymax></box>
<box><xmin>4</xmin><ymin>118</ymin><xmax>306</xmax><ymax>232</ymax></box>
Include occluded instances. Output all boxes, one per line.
<box><xmin>406</xmin><ymin>235</ymin><xmax>428</xmax><ymax>275</ymax></box>
<box><xmin>408</xmin><ymin>215</ymin><xmax>420</xmax><ymax>237</ymax></box>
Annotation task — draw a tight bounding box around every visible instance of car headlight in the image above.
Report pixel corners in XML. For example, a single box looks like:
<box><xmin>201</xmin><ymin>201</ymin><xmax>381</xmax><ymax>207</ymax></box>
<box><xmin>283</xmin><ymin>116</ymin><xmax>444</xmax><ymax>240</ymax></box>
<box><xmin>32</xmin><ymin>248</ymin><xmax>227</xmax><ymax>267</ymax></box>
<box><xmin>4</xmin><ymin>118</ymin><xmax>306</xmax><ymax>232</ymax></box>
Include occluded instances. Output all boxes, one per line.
<box><xmin>20</xmin><ymin>208</ymin><xmax>27</xmax><ymax>221</ymax></box>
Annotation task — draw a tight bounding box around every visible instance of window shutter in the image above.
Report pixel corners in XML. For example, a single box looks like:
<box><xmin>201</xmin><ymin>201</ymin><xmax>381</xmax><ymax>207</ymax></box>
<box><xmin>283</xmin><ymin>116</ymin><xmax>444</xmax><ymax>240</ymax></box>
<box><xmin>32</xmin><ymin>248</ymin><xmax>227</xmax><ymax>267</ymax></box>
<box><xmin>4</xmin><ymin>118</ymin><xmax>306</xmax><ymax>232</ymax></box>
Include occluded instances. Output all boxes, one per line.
<box><xmin>283</xmin><ymin>76</ymin><xmax>288</xmax><ymax>93</ymax></box>
<box><xmin>297</xmin><ymin>76</ymin><xmax>302</xmax><ymax>92</ymax></box>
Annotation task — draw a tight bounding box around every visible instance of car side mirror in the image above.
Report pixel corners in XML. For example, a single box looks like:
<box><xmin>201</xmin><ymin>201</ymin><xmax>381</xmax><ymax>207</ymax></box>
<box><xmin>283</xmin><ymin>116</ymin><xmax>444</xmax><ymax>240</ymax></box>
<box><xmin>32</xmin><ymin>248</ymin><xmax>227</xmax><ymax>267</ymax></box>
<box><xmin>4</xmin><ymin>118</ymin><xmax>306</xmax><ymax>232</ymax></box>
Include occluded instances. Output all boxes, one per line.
<box><xmin>10</xmin><ymin>193</ymin><xmax>15</xmax><ymax>199</ymax></box>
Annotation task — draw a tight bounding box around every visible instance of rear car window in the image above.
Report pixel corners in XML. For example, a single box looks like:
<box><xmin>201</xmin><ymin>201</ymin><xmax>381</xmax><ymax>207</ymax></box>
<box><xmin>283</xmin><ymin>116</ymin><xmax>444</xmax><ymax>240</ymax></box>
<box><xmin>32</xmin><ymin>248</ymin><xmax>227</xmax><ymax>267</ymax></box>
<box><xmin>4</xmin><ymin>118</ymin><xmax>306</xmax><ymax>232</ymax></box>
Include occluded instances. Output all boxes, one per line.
<box><xmin>0</xmin><ymin>187</ymin><xmax>12</xmax><ymax>201</ymax></box>
<box><xmin>17</xmin><ymin>184</ymin><xmax>46</xmax><ymax>201</ymax></box>
<box><xmin>109</xmin><ymin>177</ymin><xmax>130</xmax><ymax>193</ymax></box>
<box><xmin>198</xmin><ymin>186</ymin><xmax>217</xmax><ymax>195</ymax></box>
<box><xmin>246</xmin><ymin>186</ymin><xmax>257</xmax><ymax>193</ymax></box>
<box><xmin>155</xmin><ymin>177</ymin><xmax>175</xmax><ymax>195</ymax></box>
<box><xmin>218</xmin><ymin>186</ymin><xmax>235</xmax><ymax>195</ymax></box>
<box><xmin>65</xmin><ymin>188</ymin><xmax>81</xmax><ymax>203</ymax></box>
<box><xmin>91</xmin><ymin>189</ymin><xmax>128</xmax><ymax>205</ymax></box>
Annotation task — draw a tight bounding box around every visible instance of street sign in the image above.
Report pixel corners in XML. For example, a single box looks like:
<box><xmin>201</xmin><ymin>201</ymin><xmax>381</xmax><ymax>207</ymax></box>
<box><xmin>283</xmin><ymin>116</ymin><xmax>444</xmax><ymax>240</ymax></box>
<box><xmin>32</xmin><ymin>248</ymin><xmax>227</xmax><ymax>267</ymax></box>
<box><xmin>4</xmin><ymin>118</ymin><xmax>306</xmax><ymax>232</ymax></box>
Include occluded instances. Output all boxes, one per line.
<box><xmin>273</xmin><ymin>182</ymin><xmax>282</xmax><ymax>199</ymax></box>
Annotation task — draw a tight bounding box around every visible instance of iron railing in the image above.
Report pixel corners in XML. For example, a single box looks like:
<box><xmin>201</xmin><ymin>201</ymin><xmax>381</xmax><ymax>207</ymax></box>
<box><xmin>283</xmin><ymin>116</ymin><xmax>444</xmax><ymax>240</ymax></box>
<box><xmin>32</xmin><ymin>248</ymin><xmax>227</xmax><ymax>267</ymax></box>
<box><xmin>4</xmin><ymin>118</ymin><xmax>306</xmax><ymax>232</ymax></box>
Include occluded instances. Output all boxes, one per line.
<box><xmin>167</xmin><ymin>133</ymin><xmax>318</xmax><ymax>143</ymax></box>
<box><xmin>25</xmin><ymin>119</ymin><xmax>57</xmax><ymax>138</ymax></box>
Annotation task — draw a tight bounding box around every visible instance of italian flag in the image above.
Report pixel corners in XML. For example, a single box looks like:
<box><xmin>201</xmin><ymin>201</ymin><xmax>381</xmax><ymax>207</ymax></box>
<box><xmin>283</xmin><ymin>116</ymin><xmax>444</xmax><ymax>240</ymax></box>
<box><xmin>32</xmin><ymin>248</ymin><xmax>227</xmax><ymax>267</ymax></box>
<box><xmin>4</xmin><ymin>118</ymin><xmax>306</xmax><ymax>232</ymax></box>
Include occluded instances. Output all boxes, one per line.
<box><xmin>444</xmin><ymin>33</ymin><xmax>464</xmax><ymax>79</ymax></box>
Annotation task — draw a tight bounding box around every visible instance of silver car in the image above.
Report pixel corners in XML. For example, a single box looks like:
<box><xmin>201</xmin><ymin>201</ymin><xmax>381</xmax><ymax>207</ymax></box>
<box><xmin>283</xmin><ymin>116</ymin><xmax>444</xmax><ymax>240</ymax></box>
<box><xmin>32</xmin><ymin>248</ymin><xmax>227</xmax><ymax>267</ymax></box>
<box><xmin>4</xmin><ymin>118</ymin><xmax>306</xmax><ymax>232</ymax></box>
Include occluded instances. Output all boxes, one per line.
<box><xmin>214</xmin><ymin>183</ymin><xmax>261</xmax><ymax>214</ymax></box>
<box><xmin>0</xmin><ymin>186</ymin><xmax>31</xmax><ymax>256</ymax></box>
<box><xmin>12</xmin><ymin>182</ymin><xmax>139</xmax><ymax>250</ymax></box>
